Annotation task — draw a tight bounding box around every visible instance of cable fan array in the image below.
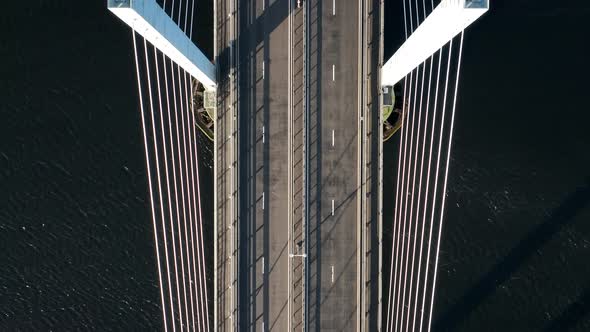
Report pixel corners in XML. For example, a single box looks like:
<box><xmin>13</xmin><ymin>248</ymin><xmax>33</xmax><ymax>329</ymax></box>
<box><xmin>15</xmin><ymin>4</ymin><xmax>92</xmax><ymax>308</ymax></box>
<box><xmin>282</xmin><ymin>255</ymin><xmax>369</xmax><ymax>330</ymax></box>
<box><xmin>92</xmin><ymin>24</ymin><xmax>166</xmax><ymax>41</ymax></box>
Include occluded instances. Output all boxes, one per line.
<box><xmin>131</xmin><ymin>0</ymin><xmax>210</xmax><ymax>331</ymax></box>
<box><xmin>386</xmin><ymin>0</ymin><xmax>465</xmax><ymax>331</ymax></box>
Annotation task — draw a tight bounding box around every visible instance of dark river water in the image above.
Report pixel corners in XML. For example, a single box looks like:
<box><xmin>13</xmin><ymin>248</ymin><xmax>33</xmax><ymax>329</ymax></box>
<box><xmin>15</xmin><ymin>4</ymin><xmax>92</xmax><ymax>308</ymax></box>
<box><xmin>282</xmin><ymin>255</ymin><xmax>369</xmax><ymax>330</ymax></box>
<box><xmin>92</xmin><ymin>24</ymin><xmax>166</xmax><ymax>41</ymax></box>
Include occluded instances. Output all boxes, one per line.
<box><xmin>1</xmin><ymin>0</ymin><xmax>589</xmax><ymax>331</ymax></box>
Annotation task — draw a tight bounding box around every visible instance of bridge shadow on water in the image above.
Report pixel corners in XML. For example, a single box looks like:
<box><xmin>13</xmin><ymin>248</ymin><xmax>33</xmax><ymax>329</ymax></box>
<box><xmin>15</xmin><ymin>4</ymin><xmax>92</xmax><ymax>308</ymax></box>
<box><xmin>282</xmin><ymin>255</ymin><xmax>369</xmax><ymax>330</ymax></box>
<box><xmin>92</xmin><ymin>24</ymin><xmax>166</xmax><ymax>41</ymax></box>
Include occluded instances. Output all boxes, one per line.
<box><xmin>435</xmin><ymin>176</ymin><xmax>590</xmax><ymax>331</ymax></box>
<box><xmin>543</xmin><ymin>284</ymin><xmax>590</xmax><ymax>332</ymax></box>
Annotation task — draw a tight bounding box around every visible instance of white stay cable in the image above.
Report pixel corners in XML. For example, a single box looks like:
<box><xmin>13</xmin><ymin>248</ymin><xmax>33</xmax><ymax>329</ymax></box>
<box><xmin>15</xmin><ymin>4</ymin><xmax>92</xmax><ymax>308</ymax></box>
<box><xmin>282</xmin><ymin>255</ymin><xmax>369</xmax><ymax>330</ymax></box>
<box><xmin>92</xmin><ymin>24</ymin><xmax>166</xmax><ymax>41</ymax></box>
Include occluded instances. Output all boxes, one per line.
<box><xmin>185</xmin><ymin>72</ymin><xmax>208</xmax><ymax>332</ymax></box>
<box><xmin>393</xmin><ymin>68</ymin><xmax>414</xmax><ymax>332</ymax></box>
<box><xmin>144</xmin><ymin>37</ymin><xmax>178</xmax><ymax>332</ymax></box>
<box><xmin>160</xmin><ymin>1</ymin><xmax>196</xmax><ymax>327</ymax></box>
<box><xmin>177</xmin><ymin>0</ymin><xmax>183</xmax><ymax>28</ymax></box>
<box><xmin>179</xmin><ymin>2</ymin><xmax>205</xmax><ymax>330</ymax></box>
<box><xmin>178</xmin><ymin>61</ymin><xmax>201</xmax><ymax>331</ymax></box>
<box><xmin>388</xmin><ymin>0</ymin><xmax>411</xmax><ymax>329</ymax></box>
<box><xmin>152</xmin><ymin>1</ymin><xmax>190</xmax><ymax>319</ymax></box>
<box><xmin>180</xmin><ymin>1</ymin><xmax>206</xmax><ymax>330</ymax></box>
<box><xmin>186</xmin><ymin>1</ymin><xmax>211</xmax><ymax>330</ymax></box>
<box><xmin>410</xmin><ymin>53</ymin><xmax>436</xmax><ymax>332</ymax></box>
<box><xmin>174</xmin><ymin>59</ymin><xmax>197</xmax><ymax>330</ymax></box>
<box><xmin>419</xmin><ymin>37</ymin><xmax>454</xmax><ymax>332</ymax></box>
<box><xmin>189</xmin><ymin>0</ymin><xmax>196</xmax><ymax>41</ymax></box>
<box><xmin>132</xmin><ymin>30</ymin><xmax>169</xmax><ymax>332</ymax></box>
<box><xmin>161</xmin><ymin>49</ymin><xmax>191</xmax><ymax>330</ymax></box>
<box><xmin>171</xmin><ymin>0</ymin><xmax>176</xmax><ymax>24</ymax></box>
<box><xmin>153</xmin><ymin>44</ymin><xmax>184</xmax><ymax>331</ymax></box>
<box><xmin>388</xmin><ymin>71</ymin><xmax>410</xmax><ymax>332</ymax></box>
<box><xmin>396</xmin><ymin>0</ymin><xmax>423</xmax><ymax>328</ymax></box>
<box><xmin>427</xmin><ymin>31</ymin><xmax>464</xmax><ymax>332</ymax></box>
<box><xmin>168</xmin><ymin>47</ymin><xmax>194</xmax><ymax>330</ymax></box>
<box><xmin>386</xmin><ymin>74</ymin><xmax>408</xmax><ymax>332</ymax></box>
<box><xmin>177</xmin><ymin>0</ymin><xmax>206</xmax><ymax>331</ymax></box>
<box><xmin>411</xmin><ymin>3</ymin><xmax>440</xmax><ymax>331</ymax></box>
<box><xmin>398</xmin><ymin>64</ymin><xmax>419</xmax><ymax>332</ymax></box>
<box><xmin>404</xmin><ymin>3</ymin><xmax>430</xmax><ymax>330</ymax></box>
<box><xmin>415</xmin><ymin>6</ymin><xmax>444</xmax><ymax>332</ymax></box>
<box><xmin>407</xmin><ymin>0</ymin><xmax>436</xmax><ymax>330</ymax></box>
<box><xmin>182</xmin><ymin>65</ymin><xmax>205</xmax><ymax>330</ymax></box>
<box><xmin>183</xmin><ymin>0</ymin><xmax>189</xmax><ymax>34</ymax></box>
<box><xmin>397</xmin><ymin>26</ymin><xmax>421</xmax><ymax>330</ymax></box>
<box><xmin>182</xmin><ymin>69</ymin><xmax>204</xmax><ymax>332</ymax></box>
<box><xmin>162</xmin><ymin>0</ymin><xmax>169</xmax><ymax>21</ymax></box>
<box><xmin>403</xmin><ymin>1</ymin><xmax>433</xmax><ymax>330</ymax></box>
<box><xmin>394</xmin><ymin>7</ymin><xmax>416</xmax><ymax>332</ymax></box>
<box><xmin>404</xmin><ymin>52</ymin><xmax>428</xmax><ymax>332</ymax></box>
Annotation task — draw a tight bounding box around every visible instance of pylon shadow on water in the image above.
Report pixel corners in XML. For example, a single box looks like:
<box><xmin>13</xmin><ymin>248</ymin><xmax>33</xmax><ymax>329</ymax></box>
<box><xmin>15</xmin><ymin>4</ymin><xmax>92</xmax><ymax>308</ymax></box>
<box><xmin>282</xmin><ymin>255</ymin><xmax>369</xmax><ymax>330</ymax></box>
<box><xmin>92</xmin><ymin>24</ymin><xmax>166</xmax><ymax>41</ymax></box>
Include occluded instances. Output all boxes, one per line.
<box><xmin>435</xmin><ymin>177</ymin><xmax>590</xmax><ymax>331</ymax></box>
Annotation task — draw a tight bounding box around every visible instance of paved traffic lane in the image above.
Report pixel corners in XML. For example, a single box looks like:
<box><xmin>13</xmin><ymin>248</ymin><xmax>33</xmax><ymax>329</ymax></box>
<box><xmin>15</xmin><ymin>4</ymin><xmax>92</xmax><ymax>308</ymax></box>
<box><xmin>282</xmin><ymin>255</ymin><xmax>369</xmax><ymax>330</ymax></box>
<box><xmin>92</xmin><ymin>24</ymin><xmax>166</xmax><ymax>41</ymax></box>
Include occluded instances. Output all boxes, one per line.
<box><xmin>237</xmin><ymin>0</ymin><xmax>292</xmax><ymax>330</ymax></box>
<box><xmin>307</xmin><ymin>0</ymin><xmax>361</xmax><ymax>330</ymax></box>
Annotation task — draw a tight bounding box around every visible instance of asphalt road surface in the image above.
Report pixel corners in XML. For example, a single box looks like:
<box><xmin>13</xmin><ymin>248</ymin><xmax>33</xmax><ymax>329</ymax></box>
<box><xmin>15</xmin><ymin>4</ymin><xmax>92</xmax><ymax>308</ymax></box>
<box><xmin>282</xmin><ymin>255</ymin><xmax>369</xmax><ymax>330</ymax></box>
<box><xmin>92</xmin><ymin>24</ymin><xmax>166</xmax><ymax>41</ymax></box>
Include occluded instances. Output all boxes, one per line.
<box><xmin>306</xmin><ymin>0</ymin><xmax>362</xmax><ymax>330</ymax></box>
<box><xmin>236</xmin><ymin>0</ymin><xmax>292</xmax><ymax>330</ymax></box>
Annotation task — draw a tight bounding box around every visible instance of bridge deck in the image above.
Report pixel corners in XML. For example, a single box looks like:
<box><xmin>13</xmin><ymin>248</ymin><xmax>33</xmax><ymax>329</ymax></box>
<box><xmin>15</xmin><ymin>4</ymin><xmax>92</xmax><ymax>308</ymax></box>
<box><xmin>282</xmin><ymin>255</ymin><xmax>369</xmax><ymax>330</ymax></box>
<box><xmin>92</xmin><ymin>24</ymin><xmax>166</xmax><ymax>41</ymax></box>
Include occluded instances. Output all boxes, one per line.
<box><xmin>215</xmin><ymin>0</ymin><xmax>381</xmax><ymax>330</ymax></box>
